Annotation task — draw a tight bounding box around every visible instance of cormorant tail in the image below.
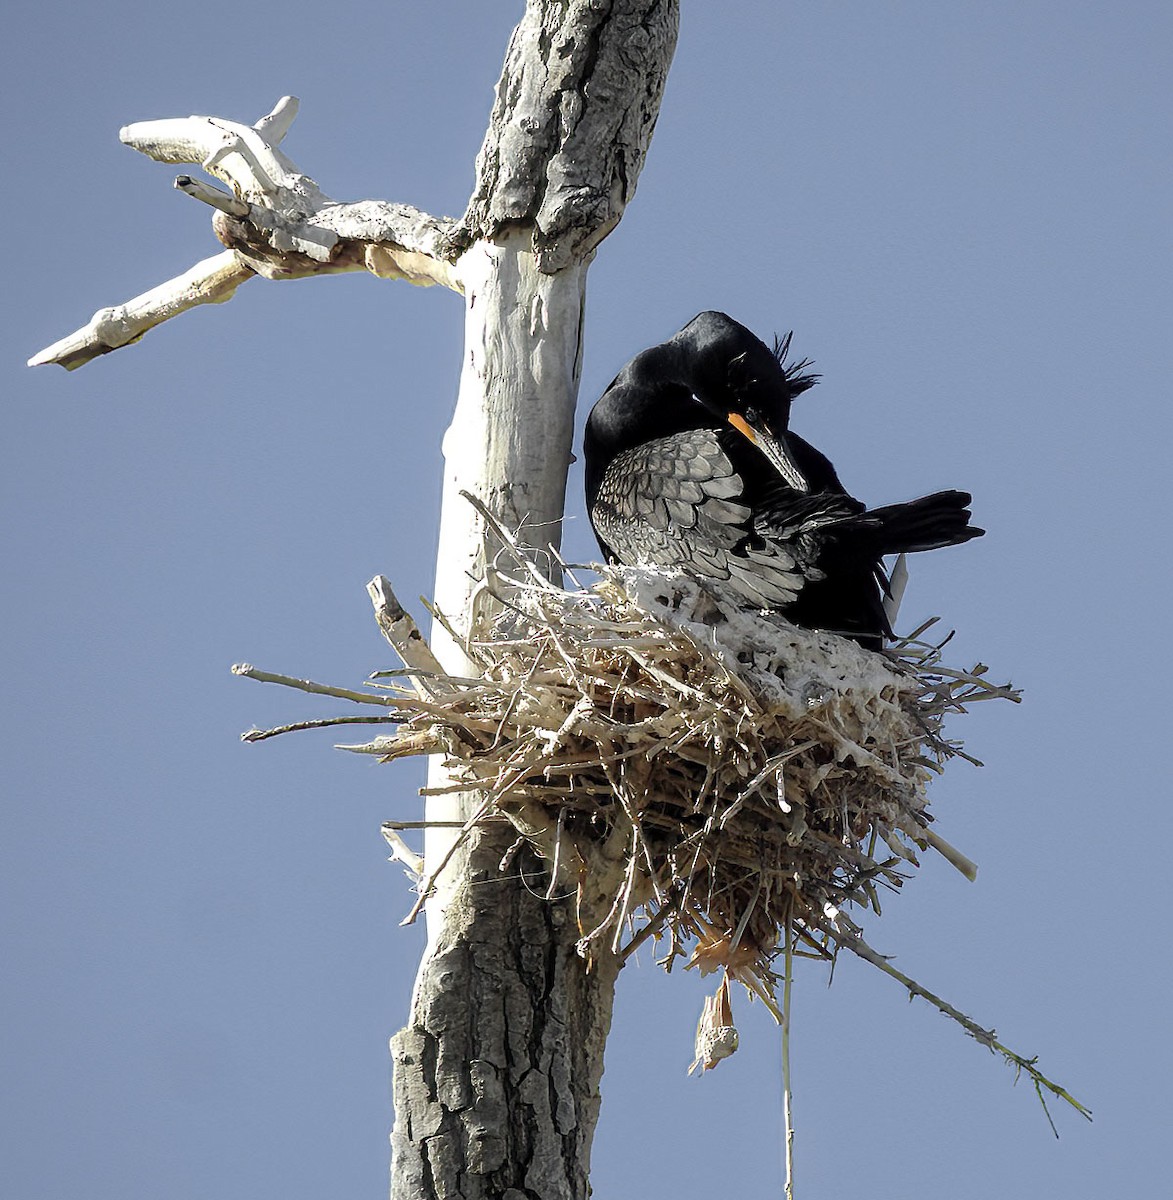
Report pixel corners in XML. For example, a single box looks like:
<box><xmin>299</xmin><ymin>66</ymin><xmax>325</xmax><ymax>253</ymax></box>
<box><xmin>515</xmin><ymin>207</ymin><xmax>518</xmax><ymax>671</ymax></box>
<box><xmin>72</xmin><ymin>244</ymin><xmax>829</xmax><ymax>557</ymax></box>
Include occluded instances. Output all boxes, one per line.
<box><xmin>866</xmin><ymin>490</ymin><xmax>984</xmax><ymax>555</ymax></box>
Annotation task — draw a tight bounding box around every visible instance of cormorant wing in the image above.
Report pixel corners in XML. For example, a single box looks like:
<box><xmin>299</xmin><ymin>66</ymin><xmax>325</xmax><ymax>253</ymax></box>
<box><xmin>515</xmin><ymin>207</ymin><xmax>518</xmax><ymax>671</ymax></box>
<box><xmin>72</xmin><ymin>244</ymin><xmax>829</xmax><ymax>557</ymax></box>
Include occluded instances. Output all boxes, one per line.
<box><xmin>589</xmin><ymin>427</ymin><xmax>813</xmax><ymax>608</ymax></box>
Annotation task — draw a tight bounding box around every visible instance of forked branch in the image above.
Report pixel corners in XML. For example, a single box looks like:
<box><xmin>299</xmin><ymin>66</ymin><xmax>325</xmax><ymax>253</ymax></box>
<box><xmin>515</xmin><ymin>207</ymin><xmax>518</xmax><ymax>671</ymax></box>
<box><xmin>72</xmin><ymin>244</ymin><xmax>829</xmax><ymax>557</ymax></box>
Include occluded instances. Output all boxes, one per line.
<box><xmin>30</xmin><ymin>96</ymin><xmax>462</xmax><ymax>370</ymax></box>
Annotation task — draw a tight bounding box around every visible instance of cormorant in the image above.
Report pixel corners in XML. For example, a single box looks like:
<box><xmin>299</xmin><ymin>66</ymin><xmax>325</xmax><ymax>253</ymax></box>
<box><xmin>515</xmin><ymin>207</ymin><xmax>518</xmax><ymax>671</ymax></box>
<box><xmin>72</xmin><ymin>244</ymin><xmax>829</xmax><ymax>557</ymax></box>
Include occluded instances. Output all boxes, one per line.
<box><xmin>583</xmin><ymin>311</ymin><xmax>982</xmax><ymax>650</ymax></box>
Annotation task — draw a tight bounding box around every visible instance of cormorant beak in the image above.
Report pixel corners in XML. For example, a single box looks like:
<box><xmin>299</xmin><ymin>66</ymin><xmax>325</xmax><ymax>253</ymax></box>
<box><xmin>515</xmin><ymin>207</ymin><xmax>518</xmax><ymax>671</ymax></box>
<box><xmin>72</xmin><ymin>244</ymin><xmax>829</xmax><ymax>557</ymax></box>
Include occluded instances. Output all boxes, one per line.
<box><xmin>725</xmin><ymin>410</ymin><xmax>809</xmax><ymax>492</ymax></box>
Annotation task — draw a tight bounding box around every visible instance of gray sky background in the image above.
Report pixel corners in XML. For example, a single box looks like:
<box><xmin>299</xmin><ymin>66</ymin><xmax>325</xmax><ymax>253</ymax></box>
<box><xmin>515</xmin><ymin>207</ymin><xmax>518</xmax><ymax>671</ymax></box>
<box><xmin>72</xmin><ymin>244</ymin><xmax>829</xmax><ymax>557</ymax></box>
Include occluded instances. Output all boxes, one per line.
<box><xmin>5</xmin><ymin>2</ymin><xmax>1169</xmax><ymax>1196</ymax></box>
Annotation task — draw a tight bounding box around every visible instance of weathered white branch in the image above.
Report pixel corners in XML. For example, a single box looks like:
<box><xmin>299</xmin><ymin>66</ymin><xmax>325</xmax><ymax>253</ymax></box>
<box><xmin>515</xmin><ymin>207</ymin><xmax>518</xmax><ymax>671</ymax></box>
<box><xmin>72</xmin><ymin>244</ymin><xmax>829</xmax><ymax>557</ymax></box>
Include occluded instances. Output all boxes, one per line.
<box><xmin>253</xmin><ymin>95</ymin><xmax>300</xmax><ymax>144</ymax></box>
<box><xmin>31</xmin><ymin>96</ymin><xmax>462</xmax><ymax>369</ymax></box>
<box><xmin>27</xmin><ymin>251</ymin><xmax>254</xmax><ymax>371</ymax></box>
<box><xmin>120</xmin><ymin>96</ymin><xmax>322</xmax><ymax>207</ymax></box>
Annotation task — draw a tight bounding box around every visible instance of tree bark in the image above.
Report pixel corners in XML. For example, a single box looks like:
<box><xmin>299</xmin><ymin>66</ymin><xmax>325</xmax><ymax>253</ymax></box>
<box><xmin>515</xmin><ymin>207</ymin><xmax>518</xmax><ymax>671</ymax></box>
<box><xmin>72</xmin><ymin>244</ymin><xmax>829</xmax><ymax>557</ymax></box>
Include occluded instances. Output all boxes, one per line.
<box><xmin>450</xmin><ymin>0</ymin><xmax>679</xmax><ymax>271</ymax></box>
<box><xmin>391</xmin><ymin>835</ymin><xmax>620</xmax><ymax>1200</ymax></box>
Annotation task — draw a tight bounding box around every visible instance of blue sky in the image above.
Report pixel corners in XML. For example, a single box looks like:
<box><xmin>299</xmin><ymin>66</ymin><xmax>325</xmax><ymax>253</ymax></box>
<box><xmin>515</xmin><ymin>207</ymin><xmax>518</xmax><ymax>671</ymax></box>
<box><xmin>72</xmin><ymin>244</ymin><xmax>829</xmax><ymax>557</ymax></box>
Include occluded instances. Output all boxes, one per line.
<box><xmin>4</xmin><ymin>2</ymin><xmax>1170</xmax><ymax>1196</ymax></box>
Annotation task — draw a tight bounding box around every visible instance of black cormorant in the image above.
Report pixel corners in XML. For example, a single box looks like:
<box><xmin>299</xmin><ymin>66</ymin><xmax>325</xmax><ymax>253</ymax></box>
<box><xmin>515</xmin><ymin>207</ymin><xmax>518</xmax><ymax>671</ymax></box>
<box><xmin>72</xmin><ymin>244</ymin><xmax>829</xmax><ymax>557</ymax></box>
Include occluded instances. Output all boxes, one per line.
<box><xmin>584</xmin><ymin>311</ymin><xmax>982</xmax><ymax>650</ymax></box>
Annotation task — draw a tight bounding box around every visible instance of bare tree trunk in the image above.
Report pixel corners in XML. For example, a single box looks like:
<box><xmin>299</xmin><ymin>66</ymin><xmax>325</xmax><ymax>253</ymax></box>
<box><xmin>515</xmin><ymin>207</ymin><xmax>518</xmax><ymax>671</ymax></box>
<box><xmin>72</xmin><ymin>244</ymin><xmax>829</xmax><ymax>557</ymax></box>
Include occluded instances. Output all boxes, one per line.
<box><xmin>421</xmin><ymin>238</ymin><xmax>589</xmax><ymax>948</ymax></box>
<box><xmin>394</xmin><ymin>240</ymin><xmax>601</xmax><ymax>1198</ymax></box>
<box><xmin>393</xmin><ymin>5</ymin><xmax>677</xmax><ymax>1195</ymax></box>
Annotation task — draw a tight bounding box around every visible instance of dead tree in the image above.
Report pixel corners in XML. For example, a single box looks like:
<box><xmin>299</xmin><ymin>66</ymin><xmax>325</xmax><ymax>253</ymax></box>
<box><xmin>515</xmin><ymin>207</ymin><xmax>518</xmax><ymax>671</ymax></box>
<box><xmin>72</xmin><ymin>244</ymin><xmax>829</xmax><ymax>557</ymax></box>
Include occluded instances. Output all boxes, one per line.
<box><xmin>30</xmin><ymin>3</ymin><xmax>679</xmax><ymax>1196</ymax></box>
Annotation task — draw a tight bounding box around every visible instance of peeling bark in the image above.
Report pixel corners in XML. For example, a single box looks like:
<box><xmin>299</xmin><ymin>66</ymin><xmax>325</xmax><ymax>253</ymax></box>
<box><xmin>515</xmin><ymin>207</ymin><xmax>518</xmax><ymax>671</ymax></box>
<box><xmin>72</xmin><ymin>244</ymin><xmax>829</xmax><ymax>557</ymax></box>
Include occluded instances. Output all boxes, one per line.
<box><xmin>451</xmin><ymin>0</ymin><xmax>680</xmax><ymax>271</ymax></box>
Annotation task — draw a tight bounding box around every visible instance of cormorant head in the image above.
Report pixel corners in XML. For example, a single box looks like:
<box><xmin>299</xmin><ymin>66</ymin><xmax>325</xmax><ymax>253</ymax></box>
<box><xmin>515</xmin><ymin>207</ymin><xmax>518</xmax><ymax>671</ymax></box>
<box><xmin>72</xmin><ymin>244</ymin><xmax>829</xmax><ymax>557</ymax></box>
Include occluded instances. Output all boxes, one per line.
<box><xmin>673</xmin><ymin>312</ymin><xmax>819</xmax><ymax>491</ymax></box>
<box><xmin>584</xmin><ymin>312</ymin><xmax>822</xmax><ymax>503</ymax></box>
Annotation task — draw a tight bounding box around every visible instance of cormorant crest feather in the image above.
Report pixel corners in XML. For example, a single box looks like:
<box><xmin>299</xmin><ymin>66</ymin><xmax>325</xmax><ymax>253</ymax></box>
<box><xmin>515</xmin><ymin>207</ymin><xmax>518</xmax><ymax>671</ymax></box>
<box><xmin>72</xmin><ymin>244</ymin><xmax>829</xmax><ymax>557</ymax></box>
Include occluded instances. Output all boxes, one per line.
<box><xmin>772</xmin><ymin>331</ymin><xmax>819</xmax><ymax>397</ymax></box>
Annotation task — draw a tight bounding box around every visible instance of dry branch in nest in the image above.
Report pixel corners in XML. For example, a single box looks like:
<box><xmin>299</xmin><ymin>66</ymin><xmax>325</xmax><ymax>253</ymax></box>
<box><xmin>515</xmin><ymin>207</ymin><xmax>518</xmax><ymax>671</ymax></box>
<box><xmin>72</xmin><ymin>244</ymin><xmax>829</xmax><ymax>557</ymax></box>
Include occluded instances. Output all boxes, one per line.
<box><xmin>235</xmin><ymin>505</ymin><xmax>1089</xmax><ymax>1130</ymax></box>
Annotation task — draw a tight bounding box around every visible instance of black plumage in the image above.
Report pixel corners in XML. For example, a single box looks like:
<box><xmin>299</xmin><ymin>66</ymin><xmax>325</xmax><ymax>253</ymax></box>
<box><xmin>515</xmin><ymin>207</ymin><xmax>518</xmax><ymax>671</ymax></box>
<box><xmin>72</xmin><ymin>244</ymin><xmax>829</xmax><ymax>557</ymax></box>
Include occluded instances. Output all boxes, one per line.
<box><xmin>583</xmin><ymin>311</ymin><xmax>983</xmax><ymax>650</ymax></box>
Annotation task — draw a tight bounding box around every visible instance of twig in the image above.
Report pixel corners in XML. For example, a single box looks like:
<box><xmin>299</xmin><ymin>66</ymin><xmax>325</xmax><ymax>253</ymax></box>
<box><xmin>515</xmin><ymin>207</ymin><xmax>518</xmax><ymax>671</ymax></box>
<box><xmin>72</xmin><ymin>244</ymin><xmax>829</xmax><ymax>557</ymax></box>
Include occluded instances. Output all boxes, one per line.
<box><xmin>367</xmin><ymin>577</ymin><xmax>447</xmax><ymax>697</ymax></box>
<box><xmin>816</xmin><ymin>918</ymin><xmax>1092</xmax><ymax>1130</ymax></box>
<box><xmin>174</xmin><ymin>174</ymin><xmax>250</xmax><ymax>217</ymax></box>
<box><xmin>782</xmin><ymin>907</ymin><xmax>796</xmax><ymax>1200</ymax></box>
<box><xmin>232</xmin><ymin>662</ymin><xmax>399</xmax><ymax>706</ymax></box>
<box><xmin>382</xmin><ymin>820</ymin><xmax>469</xmax><ymax>830</ymax></box>
<box><xmin>618</xmin><ymin>892</ymin><xmax>680</xmax><ymax>962</ymax></box>
<box><xmin>335</xmin><ymin>730</ymin><xmax>445</xmax><ymax>758</ymax></box>
<box><xmin>241</xmin><ymin>715</ymin><xmax>393</xmax><ymax>742</ymax></box>
<box><xmin>919</xmin><ymin>827</ymin><xmax>979</xmax><ymax>881</ymax></box>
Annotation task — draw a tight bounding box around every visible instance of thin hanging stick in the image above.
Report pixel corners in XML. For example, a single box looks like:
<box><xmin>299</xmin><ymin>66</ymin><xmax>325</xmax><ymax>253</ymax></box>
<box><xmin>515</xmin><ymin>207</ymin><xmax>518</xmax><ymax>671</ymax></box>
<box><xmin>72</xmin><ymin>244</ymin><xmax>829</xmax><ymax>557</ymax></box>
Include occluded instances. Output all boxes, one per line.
<box><xmin>782</xmin><ymin>906</ymin><xmax>796</xmax><ymax>1200</ymax></box>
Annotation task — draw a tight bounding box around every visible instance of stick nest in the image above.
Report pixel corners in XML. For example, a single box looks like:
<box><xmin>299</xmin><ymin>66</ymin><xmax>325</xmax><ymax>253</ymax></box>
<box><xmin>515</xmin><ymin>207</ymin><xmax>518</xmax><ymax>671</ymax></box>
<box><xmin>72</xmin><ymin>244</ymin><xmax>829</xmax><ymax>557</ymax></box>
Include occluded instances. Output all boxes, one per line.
<box><xmin>358</xmin><ymin>552</ymin><xmax>1016</xmax><ymax>1012</ymax></box>
<box><xmin>237</xmin><ymin>523</ymin><xmax>1090</xmax><ymax>1122</ymax></box>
